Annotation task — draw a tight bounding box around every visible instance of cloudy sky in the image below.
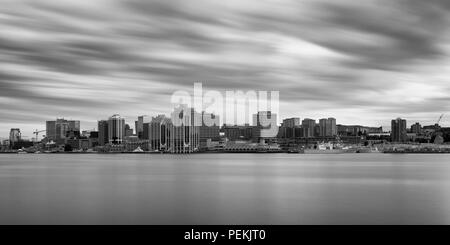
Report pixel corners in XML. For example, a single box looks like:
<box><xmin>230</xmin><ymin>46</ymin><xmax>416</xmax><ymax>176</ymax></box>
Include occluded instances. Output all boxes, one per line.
<box><xmin>1</xmin><ymin>0</ymin><xmax>450</xmax><ymax>138</ymax></box>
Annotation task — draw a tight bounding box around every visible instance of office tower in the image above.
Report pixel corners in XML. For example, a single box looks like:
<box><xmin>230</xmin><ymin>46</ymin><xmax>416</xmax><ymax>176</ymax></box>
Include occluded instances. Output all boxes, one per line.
<box><xmin>169</xmin><ymin>105</ymin><xmax>200</xmax><ymax>153</ymax></box>
<box><xmin>46</xmin><ymin>121</ymin><xmax>56</xmax><ymax>141</ymax></box>
<box><xmin>314</xmin><ymin>124</ymin><xmax>320</xmax><ymax>137</ymax></box>
<box><xmin>149</xmin><ymin>115</ymin><xmax>172</xmax><ymax>152</ymax></box>
<box><xmin>9</xmin><ymin>128</ymin><xmax>21</xmax><ymax>146</ymax></box>
<box><xmin>108</xmin><ymin>114</ymin><xmax>125</xmax><ymax>145</ymax></box>
<box><xmin>200</xmin><ymin>112</ymin><xmax>220</xmax><ymax>141</ymax></box>
<box><xmin>391</xmin><ymin>118</ymin><xmax>408</xmax><ymax>142</ymax></box>
<box><xmin>328</xmin><ymin>118</ymin><xmax>337</xmax><ymax>136</ymax></box>
<box><xmin>98</xmin><ymin>120</ymin><xmax>109</xmax><ymax>146</ymax></box>
<box><xmin>143</xmin><ymin>122</ymin><xmax>150</xmax><ymax>140</ymax></box>
<box><xmin>135</xmin><ymin>116</ymin><xmax>144</xmax><ymax>139</ymax></box>
<box><xmin>55</xmin><ymin>120</ymin><xmax>69</xmax><ymax>141</ymax></box>
<box><xmin>46</xmin><ymin>119</ymin><xmax>81</xmax><ymax>142</ymax></box>
<box><xmin>302</xmin><ymin>118</ymin><xmax>316</xmax><ymax>138</ymax></box>
<box><xmin>319</xmin><ymin>119</ymin><xmax>327</xmax><ymax>137</ymax></box>
<box><xmin>411</xmin><ymin>122</ymin><xmax>422</xmax><ymax>135</ymax></box>
<box><xmin>67</xmin><ymin>120</ymin><xmax>80</xmax><ymax>132</ymax></box>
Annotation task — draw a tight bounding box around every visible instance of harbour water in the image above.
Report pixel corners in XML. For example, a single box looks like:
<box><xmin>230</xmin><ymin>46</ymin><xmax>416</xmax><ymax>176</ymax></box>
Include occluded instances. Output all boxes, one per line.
<box><xmin>1</xmin><ymin>153</ymin><xmax>450</xmax><ymax>225</ymax></box>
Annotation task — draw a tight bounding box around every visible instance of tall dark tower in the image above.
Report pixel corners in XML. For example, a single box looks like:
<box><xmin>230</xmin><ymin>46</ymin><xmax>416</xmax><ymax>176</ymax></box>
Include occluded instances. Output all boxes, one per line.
<box><xmin>98</xmin><ymin>120</ymin><xmax>109</xmax><ymax>146</ymax></box>
<box><xmin>391</xmin><ymin>118</ymin><xmax>407</xmax><ymax>142</ymax></box>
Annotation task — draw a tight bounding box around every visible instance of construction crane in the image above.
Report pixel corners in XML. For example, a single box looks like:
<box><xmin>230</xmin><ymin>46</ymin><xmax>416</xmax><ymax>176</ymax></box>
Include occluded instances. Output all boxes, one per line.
<box><xmin>33</xmin><ymin>129</ymin><xmax>46</xmax><ymax>142</ymax></box>
<box><xmin>436</xmin><ymin>114</ymin><xmax>444</xmax><ymax>125</ymax></box>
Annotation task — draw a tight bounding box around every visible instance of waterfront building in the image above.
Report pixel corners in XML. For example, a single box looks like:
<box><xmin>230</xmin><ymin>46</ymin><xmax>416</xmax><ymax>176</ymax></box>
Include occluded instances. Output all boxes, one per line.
<box><xmin>280</xmin><ymin>118</ymin><xmax>301</xmax><ymax>139</ymax></box>
<box><xmin>149</xmin><ymin>115</ymin><xmax>172</xmax><ymax>152</ymax></box>
<box><xmin>46</xmin><ymin>118</ymin><xmax>80</xmax><ymax>142</ymax></box>
<box><xmin>337</xmin><ymin>125</ymin><xmax>383</xmax><ymax>136</ymax></box>
<box><xmin>200</xmin><ymin>112</ymin><xmax>220</xmax><ymax>141</ymax></box>
<box><xmin>143</xmin><ymin>122</ymin><xmax>150</xmax><ymax>140</ymax></box>
<box><xmin>319</xmin><ymin>118</ymin><xmax>337</xmax><ymax>137</ymax></box>
<box><xmin>319</xmin><ymin>119</ymin><xmax>327</xmax><ymax>137</ymax></box>
<box><xmin>224</xmin><ymin>141</ymin><xmax>281</xmax><ymax>153</ymax></box>
<box><xmin>46</xmin><ymin>121</ymin><xmax>56</xmax><ymax>140</ymax></box>
<box><xmin>314</xmin><ymin>124</ymin><xmax>320</xmax><ymax>137</ymax></box>
<box><xmin>282</xmin><ymin>118</ymin><xmax>300</xmax><ymax>128</ymax></box>
<box><xmin>108</xmin><ymin>114</ymin><xmax>125</xmax><ymax>145</ymax></box>
<box><xmin>98</xmin><ymin>120</ymin><xmax>109</xmax><ymax>146</ymax></box>
<box><xmin>135</xmin><ymin>116</ymin><xmax>144</xmax><ymax>139</ymax></box>
<box><xmin>1</xmin><ymin>139</ymin><xmax>10</xmax><ymax>151</ymax></box>
<box><xmin>411</xmin><ymin>122</ymin><xmax>422</xmax><ymax>135</ymax></box>
<box><xmin>168</xmin><ymin>105</ymin><xmax>200</xmax><ymax>153</ymax></box>
<box><xmin>328</xmin><ymin>118</ymin><xmax>337</xmax><ymax>136</ymax></box>
<box><xmin>252</xmin><ymin>111</ymin><xmax>278</xmax><ymax>142</ymax></box>
<box><xmin>88</xmin><ymin>131</ymin><xmax>99</xmax><ymax>148</ymax></box>
<box><xmin>302</xmin><ymin>118</ymin><xmax>316</xmax><ymax>138</ymax></box>
<box><xmin>124</xmin><ymin>138</ymin><xmax>150</xmax><ymax>152</ymax></box>
<box><xmin>222</xmin><ymin>124</ymin><xmax>253</xmax><ymax>141</ymax></box>
<box><xmin>391</xmin><ymin>118</ymin><xmax>408</xmax><ymax>142</ymax></box>
<box><xmin>9</xmin><ymin>128</ymin><xmax>21</xmax><ymax>147</ymax></box>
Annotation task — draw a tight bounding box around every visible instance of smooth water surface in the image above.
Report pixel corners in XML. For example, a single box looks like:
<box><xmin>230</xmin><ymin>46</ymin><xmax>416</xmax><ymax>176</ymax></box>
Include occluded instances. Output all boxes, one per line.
<box><xmin>1</xmin><ymin>153</ymin><xmax>450</xmax><ymax>224</ymax></box>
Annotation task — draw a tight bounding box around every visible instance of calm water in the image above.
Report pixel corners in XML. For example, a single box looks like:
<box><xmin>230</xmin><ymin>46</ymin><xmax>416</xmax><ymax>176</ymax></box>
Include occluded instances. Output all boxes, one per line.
<box><xmin>0</xmin><ymin>153</ymin><xmax>450</xmax><ymax>225</ymax></box>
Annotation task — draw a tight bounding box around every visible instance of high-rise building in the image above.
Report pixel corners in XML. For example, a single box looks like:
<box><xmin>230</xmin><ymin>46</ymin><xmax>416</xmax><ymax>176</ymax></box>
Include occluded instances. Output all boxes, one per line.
<box><xmin>67</xmin><ymin>120</ymin><xmax>80</xmax><ymax>132</ymax></box>
<box><xmin>280</xmin><ymin>118</ymin><xmax>300</xmax><ymax>139</ymax></box>
<box><xmin>411</xmin><ymin>122</ymin><xmax>422</xmax><ymax>135</ymax></box>
<box><xmin>319</xmin><ymin>118</ymin><xmax>337</xmax><ymax>137</ymax></box>
<box><xmin>391</xmin><ymin>118</ymin><xmax>407</xmax><ymax>142</ymax></box>
<box><xmin>149</xmin><ymin>115</ymin><xmax>171</xmax><ymax>152</ymax></box>
<box><xmin>55</xmin><ymin>120</ymin><xmax>70</xmax><ymax>141</ymax></box>
<box><xmin>9</xmin><ymin>128</ymin><xmax>21</xmax><ymax>146</ymax></box>
<box><xmin>328</xmin><ymin>118</ymin><xmax>337</xmax><ymax>136</ymax></box>
<box><xmin>135</xmin><ymin>116</ymin><xmax>144</xmax><ymax>139</ymax></box>
<box><xmin>46</xmin><ymin>121</ymin><xmax>56</xmax><ymax>141</ymax></box>
<box><xmin>46</xmin><ymin>119</ymin><xmax>80</xmax><ymax>143</ymax></box>
<box><xmin>168</xmin><ymin>105</ymin><xmax>200</xmax><ymax>153</ymax></box>
<box><xmin>143</xmin><ymin>122</ymin><xmax>150</xmax><ymax>140</ymax></box>
<box><xmin>97</xmin><ymin>120</ymin><xmax>109</xmax><ymax>146</ymax></box>
<box><xmin>314</xmin><ymin>124</ymin><xmax>320</xmax><ymax>137</ymax></box>
<box><xmin>319</xmin><ymin>119</ymin><xmax>327</xmax><ymax>137</ymax></box>
<box><xmin>302</xmin><ymin>118</ymin><xmax>316</xmax><ymax>138</ymax></box>
<box><xmin>108</xmin><ymin>114</ymin><xmax>125</xmax><ymax>145</ymax></box>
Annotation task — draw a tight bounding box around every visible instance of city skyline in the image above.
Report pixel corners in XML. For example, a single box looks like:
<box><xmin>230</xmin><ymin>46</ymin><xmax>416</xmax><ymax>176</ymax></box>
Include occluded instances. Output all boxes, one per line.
<box><xmin>1</xmin><ymin>110</ymin><xmax>445</xmax><ymax>140</ymax></box>
<box><xmin>1</xmin><ymin>0</ymin><xmax>450</xmax><ymax>137</ymax></box>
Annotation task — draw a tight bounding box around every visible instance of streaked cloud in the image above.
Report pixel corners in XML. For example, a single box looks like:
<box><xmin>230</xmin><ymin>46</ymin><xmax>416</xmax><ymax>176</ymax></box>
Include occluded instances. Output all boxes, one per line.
<box><xmin>1</xmin><ymin>0</ymin><xmax>450</xmax><ymax>137</ymax></box>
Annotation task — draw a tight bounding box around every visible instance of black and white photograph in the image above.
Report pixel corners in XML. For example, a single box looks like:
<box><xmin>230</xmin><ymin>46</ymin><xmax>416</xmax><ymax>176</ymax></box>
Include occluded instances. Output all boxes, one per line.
<box><xmin>1</xmin><ymin>0</ymin><xmax>450</xmax><ymax>241</ymax></box>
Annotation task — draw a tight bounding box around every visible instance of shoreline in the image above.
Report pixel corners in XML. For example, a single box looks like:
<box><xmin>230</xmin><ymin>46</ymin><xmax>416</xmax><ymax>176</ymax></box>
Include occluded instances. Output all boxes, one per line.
<box><xmin>2</xmin><ymin>151</ymin><xmax>450</xmax><ymax>155</ymax></box>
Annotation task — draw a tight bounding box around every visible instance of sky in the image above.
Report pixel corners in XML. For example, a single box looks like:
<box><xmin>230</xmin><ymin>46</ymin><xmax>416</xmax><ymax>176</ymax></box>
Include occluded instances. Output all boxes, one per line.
<box><xmin>1</xmin><ymin>0</ymin><xmax>450</xmax><ymax>139</ymax></box>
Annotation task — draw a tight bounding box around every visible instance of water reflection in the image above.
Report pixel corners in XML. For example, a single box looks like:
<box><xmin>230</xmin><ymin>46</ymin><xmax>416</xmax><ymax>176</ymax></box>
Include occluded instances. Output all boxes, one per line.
<box><xmin>0</xmin><ymin>154</ymin><xmax>450</xmax><ymax>224</ymax></box>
